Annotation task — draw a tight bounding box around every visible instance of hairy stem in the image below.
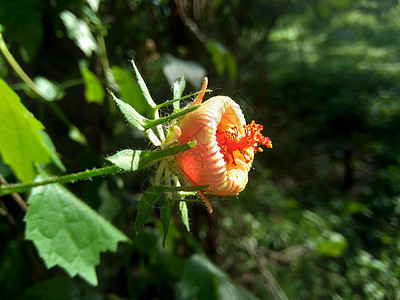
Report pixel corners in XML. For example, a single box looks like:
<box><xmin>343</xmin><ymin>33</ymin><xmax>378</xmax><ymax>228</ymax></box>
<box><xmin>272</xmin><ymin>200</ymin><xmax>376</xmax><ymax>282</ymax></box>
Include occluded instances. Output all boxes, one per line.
<box><xmin>0</xmin><ymin>166</ymin><xmax>121</xmax><ymax>196</ymax></box>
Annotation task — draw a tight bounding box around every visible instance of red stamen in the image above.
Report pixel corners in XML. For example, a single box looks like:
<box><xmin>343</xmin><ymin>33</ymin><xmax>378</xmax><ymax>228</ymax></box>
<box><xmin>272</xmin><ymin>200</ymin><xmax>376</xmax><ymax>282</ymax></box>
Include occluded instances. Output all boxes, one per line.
<box><xmin>216</xmin><ymin>121</ymin><xmax>272</xmax><ymax>164</ymax></box>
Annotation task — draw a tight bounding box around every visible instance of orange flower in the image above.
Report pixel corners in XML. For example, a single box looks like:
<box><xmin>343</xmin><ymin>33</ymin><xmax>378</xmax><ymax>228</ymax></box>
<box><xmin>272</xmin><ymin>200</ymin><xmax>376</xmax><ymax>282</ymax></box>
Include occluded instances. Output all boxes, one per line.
<box><xmin>174</xmin><ymin>80</ymin><xmax>272</xmax><ymax>210</ymax></box>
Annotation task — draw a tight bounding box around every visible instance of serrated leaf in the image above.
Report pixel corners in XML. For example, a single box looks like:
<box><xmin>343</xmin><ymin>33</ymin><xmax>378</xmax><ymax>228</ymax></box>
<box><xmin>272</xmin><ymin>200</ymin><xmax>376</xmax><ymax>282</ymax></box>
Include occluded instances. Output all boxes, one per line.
<box><xmin>0</xmin><ymin>79</ymin><xmax>52</xmax><ymax>182</ymax></box>
<box><xmin>34</xmin><ymin>76</ymin><xmax>65</xmax><ymax>101</ymax></box>
<box><xmin>112</xmin><ymin>66</ymin><xmax>152</xmax><ymax>115</ymax></box>
<box><xmin>79</xmin><ymin>61</ymin><xmax>104</xmax><ymax>104</ymax></box>
<box><xmin>107</xmin><ymin>142</ymin><xmax>196</xmax><ymax>171</ymax></box>
<box><xmin>111</xmin><ymin>93</ymin><xmax>147</xmax><ymax>131</ymax></box>
<box><xmin>179</xmin><ymin>201</ymin><xmax>190</xmax><ymax>232</ymax></box>
<box><xmin>24</xmin><ymin>177</ymin><xmax>129</xmax><ymax>286</ymax></box>
<box><xmin>160</xmin><ymin>199</ymin><xmax>174</xmax><ymax>247</ymax></box>
<box><xmin>60</xmin><ymin>10</ymin><xmax>97</xmax><ymax>57</ymax></box>
<box><xmin>172</xmin><ymin>76</ymin><xmax>185</xmax><ymax>111</ymax></box>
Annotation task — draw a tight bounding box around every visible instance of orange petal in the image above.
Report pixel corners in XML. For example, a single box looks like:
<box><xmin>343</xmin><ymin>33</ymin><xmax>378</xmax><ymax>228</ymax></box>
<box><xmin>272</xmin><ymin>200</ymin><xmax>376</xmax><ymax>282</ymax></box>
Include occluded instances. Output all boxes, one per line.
<box><xmin>176</xmin><ymin>96</ymin><xmax>253</xmax><ymax>195</ymax></box>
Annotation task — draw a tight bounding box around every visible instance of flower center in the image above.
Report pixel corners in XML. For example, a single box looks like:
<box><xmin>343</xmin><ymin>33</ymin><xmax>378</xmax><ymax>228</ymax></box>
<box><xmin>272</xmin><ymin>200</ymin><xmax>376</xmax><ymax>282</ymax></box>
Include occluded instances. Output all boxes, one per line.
<box><xmin>216</xmin><ymin>121</ymin><xmax>272</xmax><ymax>165</ymax></box>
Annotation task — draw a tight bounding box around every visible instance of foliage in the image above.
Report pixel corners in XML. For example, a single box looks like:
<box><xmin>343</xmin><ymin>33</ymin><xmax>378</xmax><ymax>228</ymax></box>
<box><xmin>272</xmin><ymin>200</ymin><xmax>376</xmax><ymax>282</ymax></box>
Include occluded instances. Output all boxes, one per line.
<box><xmin>1</xmin><ymin>0</ymin><xmax>400</xmax><ymax>299</ymax></box>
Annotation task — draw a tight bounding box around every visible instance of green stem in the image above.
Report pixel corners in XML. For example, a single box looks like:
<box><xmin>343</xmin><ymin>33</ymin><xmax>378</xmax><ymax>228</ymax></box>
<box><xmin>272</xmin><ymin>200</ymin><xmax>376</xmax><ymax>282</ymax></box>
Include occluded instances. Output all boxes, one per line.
<box><xmin>0</xmin><ymin>32</ymin><xmax>42</xmax><ymax>96</ymax></box>
<box><xmin>153</xmin><ymin>90</ymin><xmax>213</xmax><ymax>110</ymax></box>
<box><xmin>0</xmin><ymin>166</ymin><xmax>121</xmax><ymax>196</ymax></box>
<box><xmin>143</xmin><ymin>105</ymin><xmax>201</xmax><ymax>130</ymax></box>
<box><xmin>0</xmin><ymin>33</ymin><xmax>87</xmax><ymax>144</ymax></box>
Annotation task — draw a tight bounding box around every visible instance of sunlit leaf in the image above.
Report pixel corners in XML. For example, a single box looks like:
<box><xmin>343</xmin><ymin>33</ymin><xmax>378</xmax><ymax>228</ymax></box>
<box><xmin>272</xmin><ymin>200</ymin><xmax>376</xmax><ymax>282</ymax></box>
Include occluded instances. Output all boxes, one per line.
<box><xmin>0</xmin><ymin>79</ymin><xmax>52</xmax><ymax>182</ymax></box>
<box><xmin>130</xmin><ymin>60</ymin><xmax>157</xmax><ymax>107</ymax></box>
<box><xmin>34</xmin><ymin>76</ymin><xmax>65</xmax><ymax>102</ymax></box>
<box><xmin>60</xmin><ymin>11</ymin><xmax>97</xmax><ymax>57</ymax></box>
<box><xmin>112</xmin><ymin>66</ymin><xmax>151</xmax><ymax>115</ymax></box>
<box><xmin>79</xmin><ymin>61</ymin><xmax>104</xmax><ymax>104</ymax></box>
<box><xmin>68</xmin><ymin>126</ymin><xmax>87</xmax><ymax>145</ymax></box>
<box><xmin>316</xmin><ymin>231</ymin><xmax>348</xmax><ymax>257</ymax></box>
<box><xmin>179</xmin><ymin>201</ymin><xmax>190</xmax><ymax>232</ymax></box>
<box><xmin>111</xmin><ymin>93</ymin><xmax>147</xmax><ymax>131</ymax></box>
<box><xmin>162</xmin><ymin>54</ymin><xmax>206</xmax><ymax>89</ymax></box>
<box><xmin>172</xmin><ymin>76</ymin><xmax>185</xmax><ymax>111</ymax></box>
<box><xmin>86</xmin><ymin>0</ymin><xmax>100</xmax><ymax>12</ymax></box>
<box><xmin>106</xmin><ymin>142</ymin><xmax>196</xmax><ymax>171</ymax></box>
<box><xmin>25</xmin><ymin>177</ymin><xmax>129</xmax><ymax>286</ymax></box>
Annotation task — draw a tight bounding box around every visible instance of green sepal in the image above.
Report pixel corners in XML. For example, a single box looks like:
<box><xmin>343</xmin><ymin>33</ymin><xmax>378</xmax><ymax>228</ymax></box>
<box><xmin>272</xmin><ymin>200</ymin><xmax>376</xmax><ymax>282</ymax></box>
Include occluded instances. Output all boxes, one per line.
<box><xmin>130</xmin><ymin>60</ymin><xmax>157</xmax><ymax>108</ymax></box>
<box><xmin>172</xmin><ymin>76</ymin><xmax>185</xmax><ymax>111</ymax></box>
<box><xmin>106</xmin><ymin>142</ymin><xmax>196</xmax><ymax>171</ymax></box>
<box><xmin>135</xmin><ymin>185</ymin><xmax>208</xmax><ymax>235</ymax></box>
<box><xmin>160</xmin><ymin>199</ymin><xmax>175</xmax><ymax>247</ymax></box>
<box><xmin>179</xmin><ymin>200</ymin><xmax>190</xmax><ymax>232</ymax></box>
<box><xmin>110</xmin><ymin>92</ymin><xmax>147</xmax><ymax>131</ymax></box>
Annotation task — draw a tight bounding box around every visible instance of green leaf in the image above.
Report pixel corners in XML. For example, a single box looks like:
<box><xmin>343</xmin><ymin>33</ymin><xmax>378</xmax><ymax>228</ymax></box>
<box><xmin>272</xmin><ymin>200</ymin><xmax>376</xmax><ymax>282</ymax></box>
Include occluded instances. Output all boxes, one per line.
<box><xmin>79</xmin><ymin>61</ymin><xmax>104</xmax><ymax>104</ymax></box>
<box><xmin>206</xmin><ymin>40</ymin><xmax>237</xmax><ymax>82</ymax></box>
<box><xmin>86</xmin><ymin>0</ymin><xmax>100</xmax><ymax>12</ymax></box>
<box><xmin>316</xmin><ymin>231</ymin><xmax>348</xmax><ymax>257</ymax></box>
<box><xmin>112</xmin><ymin>92</ymin><xmax>201</xmax><ymax>131</ymax></box>
<box><xmin>106</xmin><ymin>142</ymin><xmax>196</xmax><ymax>171</ymax></box>
<box><xmin>177</xmin><ymin>254</ymin><xmax>258</xmax><ymax>300</ymax></box>
<box><xmin>160</xmin><ymin>199</ymin><xmax>175</xmax><ymax>247</ymax></box>
<box><xmin>97</xmin><ymin>181</ymin><xmax>121</xmax><ymax>221</ymax></box>
<box><xmin>179</xmin><ymin>201</ymin><xmax>190</xmax><ymax>232</ymax></box>
<box><xmin>135</xmin><ymin>186</ymin><xmax>165</xmax><ymax>235</ymax></box>
<box><xmin>60</xmin><ymin>11</ymin><xmax>97</xmax><ymax>57</ymax></box>
<box><xmin>135</xmin><ymin>185</ymin><xmax>207</xmax><ymax>235</ymax></box>
<box><xmin>162</xmin><ymin>54</ymin><xmax>206</xmax><ymax>89</ymax></box>
<box><xmin>0</xmin><ymin>0</ymin><xmax>44</xmax><ymax>61</ymax></box>
<box><xmin>34</xmin><ymin>77</ymin><xmax>65</xmax><ymax>102</ymax></box>
<box><xmin>17</xmin><ymin>276</ymin><xmax>79</xmax><ymax>300</ymax></box>
<box><xmin>130</xmin><ymin>60</ymin><xmax>157</xmax><ymax>108</ymax></box>
<box><xmin>111</xmin><ymin>93</ymin><xmax>147</xmax><ymax>131</ymax></box>
<box><xmin>0</xmin><ymin>79</ymin><xmax>52</xmax><ymax>182</ymax></box>
<box><xmin>39</xmin><ymin>131</ymin><xmax>66</xmax><ymax>172</ymax></box>
<box><xmin>172</xmin><ymin>76</ymin><xmax>185</xmax><ymax>111</ymax></box>
<box><xmin>24</xmin><ymin>177</ymin><xmax>129</xmax><ymax>286</ymax></box>
<box><xmin>112</xmin><ymin>66</ymin><xmax>151</xmax><ymax>115</ymax></box>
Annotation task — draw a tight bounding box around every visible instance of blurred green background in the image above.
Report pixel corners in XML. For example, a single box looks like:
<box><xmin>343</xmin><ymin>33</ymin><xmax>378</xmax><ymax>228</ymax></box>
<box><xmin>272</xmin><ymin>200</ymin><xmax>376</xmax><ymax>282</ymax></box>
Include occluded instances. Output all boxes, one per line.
<box><xmin>1</xmin><ymin>0</ymin><xmax>400</xmax><ymax>299</ymax></box>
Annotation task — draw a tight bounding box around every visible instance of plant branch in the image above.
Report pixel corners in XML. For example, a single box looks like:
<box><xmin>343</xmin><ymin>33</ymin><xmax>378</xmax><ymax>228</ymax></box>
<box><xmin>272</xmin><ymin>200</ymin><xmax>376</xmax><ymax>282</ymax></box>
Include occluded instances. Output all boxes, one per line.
<box><xmin>0</xmin><ymin>32</ymin><xmax>42</xmax><ymax>96</ymax></box>
<box><xmin>0</xmin><ymin>174</ymin><xmax>28</xmax><ymax>212</ymax></box>
<box><xmin>0</xmin><ymin>166</ymin><xmax>121</xmax><ymax>196</ymax></box>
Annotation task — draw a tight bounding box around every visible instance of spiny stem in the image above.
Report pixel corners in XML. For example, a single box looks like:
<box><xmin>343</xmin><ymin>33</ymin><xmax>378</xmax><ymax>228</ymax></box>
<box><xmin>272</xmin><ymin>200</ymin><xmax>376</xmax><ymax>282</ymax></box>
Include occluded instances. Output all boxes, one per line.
<box><xmin>0</xmin><ymin>174</ymin><xmax>28</xmax><ymax>212</ymax></box>
<box><xmin>0</xmin><ymin>166</ymin><xmax>121</xmax><ymax>196</ymax></box>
